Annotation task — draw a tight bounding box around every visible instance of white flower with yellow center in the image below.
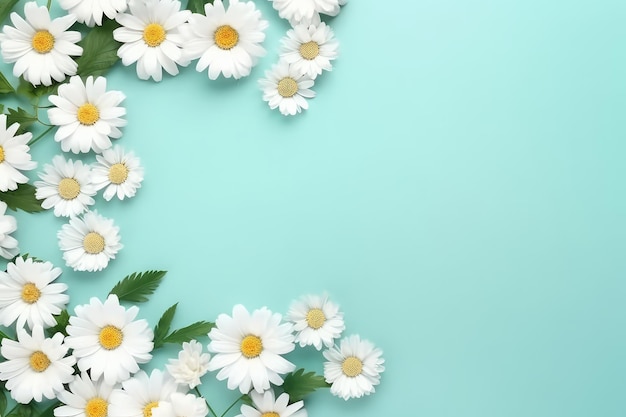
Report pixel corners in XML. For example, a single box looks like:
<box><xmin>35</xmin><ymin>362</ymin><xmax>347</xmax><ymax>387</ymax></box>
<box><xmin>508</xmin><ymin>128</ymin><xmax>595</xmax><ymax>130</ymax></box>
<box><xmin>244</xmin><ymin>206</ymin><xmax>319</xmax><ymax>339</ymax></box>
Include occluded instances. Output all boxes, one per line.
<box><xmin>59</xmin><ymin>0</ymin><xmax>129</xmax><ymax>27</ymax></box>
<box><xmin>269</xmin><ymin>0</ymin><xmax>341</xmax><ymax>26</ymax></box>
<box><xmin>91</xmin><ymin>146</ymin><xmax>143</xmax><ymax>201</ymax></box>
<box><xmin>108</xmin><ymin>369</ymin><xmax>179</xmax><ymax>417</ymax></box>
<box><xmin>165</xmin><ymin>340</ymin><xmax>210</xmax><ymax>389</ymax></box>
<box><xmin>236</xmin><ymin>390</ymin><xmax>306</xmax><ymax>417</ymax></box>
<box><xmin>0</xmin><ymin>1</ymin><xmax>82</xmax><ymax>86</ymax></box>
<box><xmin>64</xmin><ymin>294</ymin><xmax>153</xmax><ymax>385</ymax></box>
<box><xmin>259</xmin><ymin>62</ymin><xmax>315</xmax><ymax>116</ymax></box>
<box><xmin>54</xmin><ymin>372</ymin><xmax>116</xmax><ymax>417</ymax></box>
<box><xmin>0</xmin><ymin>201</ymin><xmax>19</xmax><ymax>259</ymax></box>
<box><xmin>322</xmin><ymin>335</ymin><xmax>385</xmax><ymax>400</ymax></box>
<box><xmin>0</xmin><ymin>114</ymin><xmax>36</xmax><ymax>192</ymax></box>
<box><xmin>0</xmin><ymin>257</ymin><xmax>68</xmax><ymax>330</ymax></box>
<box><xmin>48</xmin><ymin>75</ymin><xmax>127</xmax><ymax>154</ymax></box>
<box><xmin>113</xmin><ymin>0</ymin><xmax>191</xmax><ymax>81</ymax></box>
<box><xmin>279</xmin><ymin>23</ymin><xmax>338</xmax><ymax>80</ymax></box>
<box><xmin>151</xmin><ymin>392</ymin><xmax>208</xmax><ymax>417</ymax></box>
<box><xmin>208</xmin><ymin>304</ymin><xmax>296</xmax><ymax>394</ymax></box>
<box><xmin>0</xmin><ymin>325</ymin><xmax>75</xmax><ymax>404</ymax></box>
<box><xmin>286</xmin><ymin>294</ymin><xmax>344</xmax><ymax>351</ymax></box>
<box><xmin>57</xmin><ymin>211</ymin><xmax>122</xmax><ymax>272</ymax></box>
<box><xmin>183</xmin><ymin>0</ymin><xmax>268</xmax><ymax>80</ymax></box>
<box><xmin>34</xmin><ymin>155</ymin><xmax>96</xmax><ymax>217</ymax></box>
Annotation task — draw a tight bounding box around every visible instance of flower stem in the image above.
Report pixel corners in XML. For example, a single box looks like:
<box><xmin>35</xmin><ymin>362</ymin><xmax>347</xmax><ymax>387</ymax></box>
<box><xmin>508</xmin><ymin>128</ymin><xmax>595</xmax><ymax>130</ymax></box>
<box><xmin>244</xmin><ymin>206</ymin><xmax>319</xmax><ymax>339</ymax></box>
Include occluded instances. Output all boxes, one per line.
<box><xmin>220</xmin><ymin>395</ymin><xmax>245</xmax><ymax>417</ymax></box>
<box><xmin>28</xmin><ymin>125</ymin><xmax>54</xmax><ymax>146</ymax></box>
<box><xmin>46</xmin><ymin>0</ymin><xmax>52</xmax><ymax>10</ymax></box>
<box><xmin>194</xmin><ymin>387</ymin><xmax>219</xmax><ymax>417</ymax></box>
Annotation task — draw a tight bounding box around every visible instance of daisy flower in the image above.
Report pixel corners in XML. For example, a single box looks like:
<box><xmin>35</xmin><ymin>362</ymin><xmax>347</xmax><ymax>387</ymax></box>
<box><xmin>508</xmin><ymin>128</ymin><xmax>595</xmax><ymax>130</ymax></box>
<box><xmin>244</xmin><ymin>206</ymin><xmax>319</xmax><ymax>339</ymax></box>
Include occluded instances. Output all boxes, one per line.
<box><xmin>34</xmin><ymin>155</ymin><xmax>96</xmax><ymax>218</ymax></box>
<box><xmin>183</xmin><ymin>0</ymin><xmax>268</xmax><ymax>80</ymax></box>
<box><xmin>113</xmin><ymin>0</ymin><xmax>191</xmax><ymax>81</ymax></box>
<box><xmin>236</xmin><ymin>390</ymin><xmax>306</xmax><ymax>417</ymax></box>
<box><xmin>0</xmin><ymin>256</ymin><xmax>68</xmax><ymax>330</ymax></box>
<box><xmin>323</xmin><ymin>335</ymin><xmax>385</xmax><ymax>400</ymax></box>
<box><xmin>54</xmin><ymin>372</ymin><xmax>116</xmax><ymax>417</ymax></box>
<box><xmin>151</xmin><ymin>392</ymin><xmax>208</xmax><ymax>417</ymax></box>
<box><xmin>64</xmin><ymin>294</ymin><xmax>154</xmax><ymax>385</ymax></box>
<box><xmin>59</xmin><ymin>0</ymin><xmax>129</xmax><ymax>27</ymax></box>
<box><xmin>279</xmin><ymin>22</ymin><xmax>339</xmax><ymax>80</ymax></box>
<box><xmin>108</xmin><ymin>369</ymin><xmax>179</xmax><ymax>417</ymax></box>
<box><xmin>286</xmin><ymin>294</ymin><xmax>345</xmax><ymax>351</ymax></box>
<box><xmin>0</xmin><ymin>114</ymin><xmax>37</xmax><ymax>192</ymax></box>
<box><xmin>259</xmin><ymin>62</ymin><xmax>315</xmax><ymax>116</ymax></box>
<box><xmin>57</xmin><ymin>210</ymin><xmax>122</xmax><ymax>272</ymax></box>
<box><xmin>91</xmin><ymin>146</ymin><xmax>144</xmax><ymax>201</ymax></box>
<box><xmin>269</xmin><ymin>0</ymin><xmax>340</xmax><ymax>27</ymax></box>
<box><xmin>0</xmin><ymin>1</ymin><xmax>82</xmax><ymax>86</ymax></box>
<box><xmin>0</xmin><ymin>325</ymin><xmax>76</xmax><ymax>404</ymax></box>
<box><xmin>165</xmin><ymin>340</ymin><xmax>210</xmax><ymax>389</ymax></box>
<box><xmin>48</xmin><ymin>75</ymin><xmax>127</xmax><ymax>154</ymax></box>
<box><xmin>207</xmin><ymin>304</ymin><xmax>296</xmax><ymax>394</ymax></box>
<box><xmin>0</xmin><ymin>201</ymin><xmax>19</xmax><ymax>259</ymax></box>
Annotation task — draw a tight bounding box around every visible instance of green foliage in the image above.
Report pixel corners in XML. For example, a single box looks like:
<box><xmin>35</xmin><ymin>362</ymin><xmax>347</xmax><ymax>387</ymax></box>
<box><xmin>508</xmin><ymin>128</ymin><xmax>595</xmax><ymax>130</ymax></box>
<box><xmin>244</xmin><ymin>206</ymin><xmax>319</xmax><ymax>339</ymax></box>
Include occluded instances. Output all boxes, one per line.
<box><xmin>187</xmin><ymin>0</ymin><xmax>214</xmax><ymax>14</ymax></box>
<box><xmin>76</xmin><ymin>19</ymin><xmax>122</xmax><ymax>78</ymax></box>
<box><xmin>153</xmin><ymin>303</ymin><xmax>178</xmax><ymax>349</ymax></box>
<box><xmin>0</xmin><ymin>0</ymin><xmax>19</xmax><ymax>26</ymax></box>
<box><xmin>281</xmin><ymin>369</ymin><xmax>330</xmax><ymax>403</ymax></box>
<box><xmin>0</xmin><ymin>329</ymin><xmax>8</xmax><ymax>345</ymax></box>
<box><xmin>0</xmin><ymin>388</ymin><xmax>6</xmax><ymax>417</ymax></box>
<box><xmin>0</xmin><ymin>183</ymin><xmax>44</xmax><ymax>213</ymax></box>
<box><xmin>161</xmin><ymin>321</ymin><xmax>214</xmax><ymax>345</ymax></box>
<box><xmin>36</xmin><ymin>400</ymin><xmax>61</xmax><ymax>417</ymax></box>
<box><xmin>47</xmin><ymin>310</ymin><xmax>70</xmax><ymax>337</ymax></box>
<box><xmin>109</xmin><ymin>270</ymin><xmax>167</xmax><ymax>303</ymax></box>
<box><xmin>5</xmin><ymin>107</ymin><xmax>37</xmax><ymax>133</ymax></box>
<box><xmin>0</xmin><ymin>71</ymin><xmax>14</xmax><ymax>94</ymax></box>
<box><xmin>16</xmin><ymin>78</ymin><xmax>58</xmax><ymax>100</ymax></box>
<box><xmin>6</xmin><ymin>404</ymin><xmax>33</xmax><ymax>417</ymax></box>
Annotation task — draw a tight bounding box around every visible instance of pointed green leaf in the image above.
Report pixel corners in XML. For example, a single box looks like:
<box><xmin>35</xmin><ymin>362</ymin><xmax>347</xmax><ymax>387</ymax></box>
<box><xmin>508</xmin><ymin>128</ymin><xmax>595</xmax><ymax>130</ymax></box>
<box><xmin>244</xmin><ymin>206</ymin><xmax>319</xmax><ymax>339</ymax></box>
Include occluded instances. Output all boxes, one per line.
<box><xmin>76</xmin><ymin>19</ymin><xmax>121</xmax><ymax>78</ymax></box>
<box><xmin>281</xmin><ymin>369</ymin><xmax>330</xmax><ymax>403</ymax></box>
<box><xmin>187</xmin><ymin>0</ymin><xmax>214</xmax><ymax>14</ymax></box>
<box><xmin>162</xmin><ymin>321</ymin><xmax>214</xmax><ymax>345</ymax></box>
<box><xmin>46</xmin><ymin>309</ymin><xmax>70</xmax><ymax>337</ymax></box>
<box><xmin>109</xmin><ymin>270</ymin><xmax>166</xmax><ymax>303</ymax></box>
<box><xmin>0</xmin><ymin>0</ymin><xmax>19</xmax><ymax>26</ymax></box>
<box><xmin>5</xmin><ymin>107</ymin><xmax>37</xmax><ymax>133</ymax></box>
<box><xmin>0</xmin><ymin>183</ymin><xmax>44</xmax><ymax>213</ymax></box>
<box><xmin>153</xmin><ymin>303</ymin><xmax>178</xmax><ymax>349</ymax></box>
<box><xmin>0</xmin><ymin>71</ymin><xmax>14</xmax><ymax>94</ymax></box>
<box><xmin>0</xmin><ymin>329</ymin><xmax>10</xmax><ymax>344</ymax></box>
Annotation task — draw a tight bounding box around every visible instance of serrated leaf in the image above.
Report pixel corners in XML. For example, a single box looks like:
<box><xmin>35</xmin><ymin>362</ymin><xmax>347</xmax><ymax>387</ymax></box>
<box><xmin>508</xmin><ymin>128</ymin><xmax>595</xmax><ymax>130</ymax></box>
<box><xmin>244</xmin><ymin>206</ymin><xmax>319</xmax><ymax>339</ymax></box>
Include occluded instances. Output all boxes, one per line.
<box><xmin>76</xmin><ymin>19</ymin><xmax>121</xmax><ymax>78</ymax></box>
<box><xmin>109</xmin><ymin>270</ymin><xmax>166</xmax><ymax>303</ymax></box>
<box><xmin>162</xmin><ymin>321</ymin><xmax>214</xmax><ymax>345</ymax></box>
<box><xmin>0</xmin><ymin>0</ymin><xmax>19</xmax><ymax>25</ymax></box>
<box><xmin>46</xmin><ymin>309</ymin><xmax>70</xmax><ymax>337</ymax></box>
<box><xmin>187</xmin><ymin>0</ymin><xmax>214</xmax><ymax>14</ymax></box>
<box><xmin>0</xmin><ymin>71</ymin><xmax>14</xmax><ymax>94</ymax></box>
<box><xmin>0</xmin><ymin>183</ymin><xmax>44</xmax><ymax>213</ymax></box>
<box><xmin>153</xmin><ymin>303</ymin><xmax>178</xmax><ymax>349</ymax></box>
<box><xmin>281</xmin><ymin>369</ymin><xmax>330</xmax><ymax>403</ymax></box>
<box><xmin>6</xmin><ymin>107</ymin><xmax>37</xmax><ymax>133</ymax></box>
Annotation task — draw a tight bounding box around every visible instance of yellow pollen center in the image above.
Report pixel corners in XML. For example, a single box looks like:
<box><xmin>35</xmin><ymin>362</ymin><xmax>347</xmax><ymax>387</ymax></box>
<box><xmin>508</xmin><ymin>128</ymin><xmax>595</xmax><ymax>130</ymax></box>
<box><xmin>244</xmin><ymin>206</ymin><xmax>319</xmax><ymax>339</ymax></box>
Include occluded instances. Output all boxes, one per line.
<box><xmin>143</xmin><ymin>401</ymin><xmax>159</xmax><ymax>417</ymax></box>
<box><xmin>21</xmin><ymin>282</ymin><xmax>41</xmax><ymax>304</ymax></box>
<box><xmin>305</xmin><ymin>308</ymin><xmax>326</xmax><ymax>329</ymax></box>
<box><xmin>277</xmin><ymin>77</ymin><xmax>298</xmax><ymax>98</ymax></box>
<box><xmin>341</xmin><ymin>356</ymin><xmax>363</xmax><ymax>377</ymax></box>
<box><xmin>31</xmin><ymin>30</ymin><xmax>55</xmax><ymax>53</ymax></box>
<box><xmin>261</xmin><ymin>413</ymin><xmax>279</xmax><ymax>417</ymax></box>
<box><xmin>85</xmin><ymin>398</ymin><xmax>108</xmax><ymax>417</ymax></box>
<box><xmin>29</xmin><ymin>351</ymin><xmax>51</xmax><ymax>372</ymax></box>
<box><xmin>240</xmin><ymin>335</ymin><xmax>263</xmax><ymax>358</ymax></box>
<box><xmin>58</xmin><ymin>178</ymin><xmax>81</xmax><ymax>200</ymax></box>
<box><xmin>143</xmin><ymin>23</ymin><xmax>166</xmax><ymax>47</ymax></box>
<box><xmin>83</xmin><ymin>232</ymin><xmax>105</xmax><ymax>254</ymax></box>
<box><xmin>77</xmin><ymin>103</ymin><xmax>100</xmax><ymax>125</ymax></box>
<box><xmin>0</xmin><ymin>146</ymin><xmax>5</xmax><ymax>163</ymax></box>
<box><xmin>108</xmin><ymin>163</ymin><xmax>129</xmax><ymax>185</ymax></box>
<box><xmin>99</xmin><ymin>325</ymin><xmax>123</xmax><ymax>350</ymax></box>
<box><xmin>299</xmin><ymin>41</ymin><xmax>320</xmax><ymax>60</ymax></box>
<box><xmin>214</xmin><ymin>25</ymin><xmax>239</xmax><ymax>50</ymax></box>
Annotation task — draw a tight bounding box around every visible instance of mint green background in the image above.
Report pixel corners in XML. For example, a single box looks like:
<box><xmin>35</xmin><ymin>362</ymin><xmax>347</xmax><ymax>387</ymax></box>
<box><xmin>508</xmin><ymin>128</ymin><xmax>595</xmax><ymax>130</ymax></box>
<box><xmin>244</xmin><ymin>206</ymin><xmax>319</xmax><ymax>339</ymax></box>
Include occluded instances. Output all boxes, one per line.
<box><xmin>2</xmin><ymin>0</ymin><xmax>626</xmax><ymax>416</ymax></box>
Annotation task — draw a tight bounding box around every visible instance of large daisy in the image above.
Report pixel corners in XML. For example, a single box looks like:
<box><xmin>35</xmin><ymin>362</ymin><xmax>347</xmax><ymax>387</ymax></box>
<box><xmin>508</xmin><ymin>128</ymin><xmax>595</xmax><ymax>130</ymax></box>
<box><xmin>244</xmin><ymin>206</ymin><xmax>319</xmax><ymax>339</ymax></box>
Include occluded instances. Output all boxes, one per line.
<box><xmin>0</xmin><ymin>1</ymin><xmax>82</xmax><ymax>86</ymax></box>
<box><xmin>236</xmin><ymin>390</ymin><xmax>307</xmax><ymax>417</ymax></box>
<box><xmin>108</xmin><ymin>369</ymin><xmax>179</xmax><ymax>417</ymax></box>
<box><xmin>279</xmin><ymin>22</ymin><xmax>339</xmax><ymax>80</ymax></box>
<box><xmin>269</xmin><ymin>0</ymin><xmax>341</xmax><ymax>26</ymax></box>
<box><xmin>0</xmin><ymin>256</ymin><xmax>68</xmax><ymax>330</ymax></box>
<box><xmin>64</xmin><ymin>294</ymin><xmax>154</xmax><ymax>385</ymax></box>
<box><xmin>0</xmin><ymin>325</ymin><xmax>76</xmax><ymax>404</ymax></box>
<box><xmin>54</xmin><ymin>372</ymin><xmax>117</xmax><ymax>417</ymax></box>
<box><xmin>113</xmin><ymin>0</ymin><xmax>191</xmax><ymax>82</ymax></box>
<box><xmin>322</xmin><ymin>334</ymin><xmax>385</xmax><ymax>400</ymax></box>
<box><xmin>48</xmin><ymin>75</ymin><xmax>127</xmax><ymax>154</ymax></box>
<box><xmin>0</xmin><ymin>201</ymin><xmax>19</xmax><ymax>259</ymax></box>
<box><xmin>151</xmin><ymin>392</ymin><xmax>208</xmax><ymax>417</ymax></box>
<box><xmin>0</xmin><ymin>114</ymin><xmax>37</xmax><ymax>192</ymax></box>
<box><xmin>183</xmin><ymin>0</ymin><xmax>268</xmax><ymax>80</ymax></box>
<box><xmin>91</xmin><ymin>146</ymin><xmax>144</xmax><ymax>201</ymax></box>
<box><xmin>259</xmin><ymin>62</ymin><xmax>315</xmax><ymax>116</ymax></box>
<box><xmin>59</xmin><ymin>0</ymin><xmax>129</xmax><ymax>27</ymax></box>
<box><xmin>165</xmin><ymin>340</ymin><xmax>210</xmax><ymax>389</ymax></box>
<box><xmin>207</xmin><ymin>304</ymin><xmax>296</xmax><ymax>394</ymax></box>
<box><xmin>286</xmin><ymin>294</ymin><xmax>344</xmax><ymax>351</ymax></box>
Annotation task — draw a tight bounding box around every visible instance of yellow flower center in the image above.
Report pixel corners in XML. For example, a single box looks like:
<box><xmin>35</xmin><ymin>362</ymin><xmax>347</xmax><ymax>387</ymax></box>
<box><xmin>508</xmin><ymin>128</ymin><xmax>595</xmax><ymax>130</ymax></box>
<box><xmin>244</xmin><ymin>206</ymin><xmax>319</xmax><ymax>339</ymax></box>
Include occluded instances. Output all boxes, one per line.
<box><xmin>77</xmin><ymin>103</ymin><xmax>100</xmax><ymax>125</ymax></box>
<box><xmin>143</xmin><ymin>401</ymin><xmax>159</xmax><ymax>417</ymax></box>
<box><xmin>214</xmin><ymin>25</ymin><xmax>239</xmax><ymax>50</ymax></box>
<box><xmin>108</xmin><ymin>163</ymin><xmax>129</xmax><ymax>185</ymax></box>
<box><xmin>143</xmin><ymin>23</ymin><xmax>166</xmax><ymax>47</ymax></box>
<box><xmin>58</xmin><ymin>178</ymin><xmax>81</xmax><ymax>200</ymax></box>
<box><xmin>261</xmin><ymin>413</ymin><xmax>279</xmax><ymax>417</ymax></box>
<box><xmin>83</xmin><ymin>232</ymin><xmax>105</xmax><ymax>254</ymax></box>
<box><xmin>299</xmin><ymin>41</ymin><xmax>320</xmax><ymax>60</ymax></box>
<box><xmin>21</xmin><ymin>282</ymin><xmax>41</xmax><ymax>304</ymax></box>
<box><xmin>277</xmin><ymin>77</ymin><xmax>298</xmax><ymax>98</ymax></box>
<box><xmin>0</xmin><ymin>146</ymin><xmax>5</xmax><ymax>163</ymax></box>
<box><xmin>31</xmin><ymin>30</ymin><xmax>55</xmax><ymax>53</ymax></box>
<box><xmin>99</xmin><ymin>325</ymin><xmax>123</xmax><ymax>350</ymax></box>
<box><xmin>85</xmin><ymin>398</ymin><xmax>108</xmax><ymax>417</ymax></box>
<box><xmin>341</xmin><ymin>356</ymin><xmax>363</xmax><ymax>377</ymax></box>
<box><xmin>29</xmin><ymin>351</ymin><xmax>51</xmax><ymax>372</ymax></box>
<box><xmin>240</xmin><ymin>335</ymin><xmax>263</xmax><ymax>358</ymax></box>
<box><xmin>305</xmin><ymin>308</ymin><xmax>326</xmax><ymax>329</ymax></box>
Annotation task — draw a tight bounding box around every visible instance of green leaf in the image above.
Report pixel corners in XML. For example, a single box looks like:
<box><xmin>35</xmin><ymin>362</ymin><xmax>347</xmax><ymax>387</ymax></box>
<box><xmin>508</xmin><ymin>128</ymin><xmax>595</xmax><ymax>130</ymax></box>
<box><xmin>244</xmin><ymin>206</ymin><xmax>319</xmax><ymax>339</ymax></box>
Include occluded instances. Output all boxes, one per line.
<box><xmin>109</xmin><ymin>270</ymin><xmax>166</xmax><ymax>303</ymax></box>
<box><xmin>16</xmin><ymin>77</ymin><xmax>57</xmax><ymax>100</ymax></box>
<box><xmin>46</xmin><ymin>309</ymin><xmax>70</xmax><ymax>337</ymax></box>
<box><xmin>153</xmin><ymin>303</ymin><xmax>178</xmax><ymax>349</ymax></box>
<box><xmin>162</xmin><ymin>321</ymin><xmax>214</xmax><ymax>345</ymax></box>
<box><xmin>0</xmin><ymin>0</ymin><xmax>19</xmax><ymax>26</ymax></box>
<box><xmin>0</xmin><ymin>183</ymin><xmax>44</xmax><ymax>213</ymax></box>
<box><xmin>0</xmin><ymin>389</ymin><xmax>6</xmax><ymax>417</ymax></box>
<box><xmin>187</xmin><ymin>0</ymin><xmax>214</xmax><ymax>14</ymax></box>
<box><xmin>76</xmin><ymin>19</ymin><xmax>121</xmax><ymax>78</ymax></box>
<box><xmin>281</xmin><ymin>369</ymin><xmax>330</xmax><ymax>403</ymax></box>
<box><xmin>0</xmin><ymin>71</ymin><xmax>14</xmax><ymax>94</ymax></box>
<box><xmin>5</xmin><ymin>107</ymin><xmax>37</xmax><ymax>133</ymax></box>
<box><xmin>6</xmin><ymin>404</ymin><xmax>33</xmax><ymax>417</ymax></box>
<box><xmin>0</xmin><ymin>330</ymin><xmax>10</xmax><ymax>343</ymax></box>
<box><xmin>36</xmin><ymin>400</ymin><xmax>61</xmax><ymax>417</ymax></box>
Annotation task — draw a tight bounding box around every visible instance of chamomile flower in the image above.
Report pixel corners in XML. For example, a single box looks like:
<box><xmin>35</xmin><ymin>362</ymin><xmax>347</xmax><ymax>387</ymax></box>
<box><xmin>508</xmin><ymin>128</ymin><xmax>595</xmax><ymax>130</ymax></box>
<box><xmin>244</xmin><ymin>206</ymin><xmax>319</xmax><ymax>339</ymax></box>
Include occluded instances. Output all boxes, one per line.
<box><xmin>165</xmin><ymin>340</ymin><xmax>210</xmax><ymax>389</ymax></box>
<box><xmin>0</xmin><ymin>1</ymin><xmax>82</xmax><ymax>86</ymax></box>
<box><xmin>269</xmin><ymin>0</ymin><xmax>340</xmax><ymax>26</ymax></box>
<box><xmin>287</xmin><ymin>294</ymin><xmax>344</xmax><ymax>351</ymax></box>
<box><xmin>54</xmin><ymin>372</ymin><xmax>116</xmax><ymax>417</ymax></box>
<box><xmin>57</xmin><ymin>210</ymin><xmax>122</xmax><ymax>272</ymax></box>
<box><xmin>0</xmin><ymin>325</ymin><xmax>75</xmax><ymax>404</ymax></box>
<box><xmin>236</xmin><ymin>390</ymin><xmax>306</xmax><ymax>417</ymax></box>
<box><xmin>108</xmin><ymin>369</ymin><xmax>179</xmax><ymax>417</ymax></box>
<box><xmin>64</xmin><ymin>294</ymin><xmax>154</xmax><ymax>385</ymax></box>
<box><xmin>113</xmin><ymin>0</ymin><xmax>191</xmax><ymax>81</ymax></box>
<box><xmin>59</xmin><ymin>0</ymin><xmax>129</xmax><ymax>27</ymax></box>
<box><xmin>48</xmin><ymin>75</ymin><xmax>127</xmax><ymax>154</ymax></box>
<box><xmin>259</xmin><ymin>62</ymin><xmax>315</xmax><ymax>116</ymax></box>
<box><xmin>0</xmin><ymin>201</ymin><xmax>19</xmax><ymax>259</ymax></box>
<box><xmin>151</xmin><ymin>392</ymin><xmax>208</xmax><ymax>417</ymax></box>
<box><xmin>183</xmin><ymin>0</ymin><xmax>268</xmax><ymax>80</ymax></box>
<box><xmin>323</xmin><ymin>335</ymin><xmax>385</xmax><ymax>400</ymax></box>
<box><xmin>279</xmin><ymin>23</ymin><xmax>338</xmax><ymax>80</ymax></box>
<box><xmin>91</xmin><ymin>146</ymin><xmax>143</xmax><ymax>201</ymax></box>
<box><xmin>207</xmin><ymin>304</ymin><xmax>296</xmax><ymax>394</ymax></box>
<box><xmin>0</xmin><ymin>257</ymin><xmax>68</xmax><ymax>330</ymax></box>
<box><xmin>34</xmin><ymin>155</ymin><xmax>96</xmax><ymax>218</ymax></box>
<box><xmin>0</xmin><ymin>114</ymin><xmax>36</xmax><ymax>192</ymax></box>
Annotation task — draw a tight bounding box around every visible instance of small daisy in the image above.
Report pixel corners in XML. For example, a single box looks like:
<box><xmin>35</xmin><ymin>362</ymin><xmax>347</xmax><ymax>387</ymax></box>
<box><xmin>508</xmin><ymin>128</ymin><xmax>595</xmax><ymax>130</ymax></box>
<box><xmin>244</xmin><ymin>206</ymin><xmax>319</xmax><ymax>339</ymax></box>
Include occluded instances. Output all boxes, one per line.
<box><xmin>48</xmin><ymin>75</ymin><xmax>127</xmax><ymax>154</ymax></box>
<box><xmin>151</xmin><ymin>392</ymin><xmax>208</xmax><ymax>417</ymax></box>
<box><xmin>279</xmin><ymin>23</ymin><xmax>339</xmax><ymax>80</ymax></box>
<box><xmin>108</xmin><ymin>369</ymin><xmax>179</xmax><ymax>417</ymax></box>
<box><xmin>57</xmin><ymin>210</ymin><xmax>122</xmax><ymax>272</ymax></box>
<box><xmin>34</xmin><ymin>155</ymin><xmax>96</xmax><ymax>217</ymax></box>
<box><xmin>91</xmin><ymin>146</ymin><xmax>143</xmax><ymax>201</ymax></box>
<box><xmin>54</xmin><ymin>372</ymin><xmax>116</xmax><ymax>417</ymax></box>
<box><xmin>113</xmin><ymin>0</ymin><xmax>191</xmax><ymax>81</ymax></box>
<box><xmin>0</xmin><ymin>1</ymin><xmax>82</xmax><ymax>86</ymax></box>
<box><xmin>0</xmin><ymin>201</ymin><xmax>19</xmax><ymax>259</ymax></box>
<box><xmin>259</xmin><ymin>62</ymin><xmax>315</xmax><ymax>116</ymax></box>
<box><xmin>323</xmin><ymin>335</ymin><xmax>385</xmax><ymax>400</ymax></box>
<box><xmin>0</xmin><ymin>325</ymin><xmax>76</xmax><ymax>404</ymax></box>
<box><xmin>269</xmin><ymin>0</ymin><xmax>340</xmax><ymax>27</ymax></box>
<box><xmin>0</xmin><ymin>114</ymin><xmax>36</xmax><ymax>192</ymax></box>
<box><xmin>207</xmin><ymin>304</ymin><xmax>296</xmax><ymax>394</ymax></box>
<box><xmin>0</xmin><ymin>256</ymin><xmax>68</xmax><ymax>330</ymax></box>
<box><xmin>59</xmin><ymin>0</ymin><xmax>129</xmax><ymax>27</ymax></box>
<box><xmin>64</xmin><ymin>294</ymin><xmax>153</xmax><ymax>385</ymax></box>
<box><xmin>287</xmin><ymin>294</ymin><xmax>345</xmax><ymax>351</ymax></box>
<box><xmin>236</xmin><ymin>390</ymin><xmax>307</xmax><ymax>417</ymax></box>
<box><xmin>165</xmin><ymin>340</ymin><xmax>210</xmax><ymax>389</ymax></box>
<box><xmin>183</xmin><ymin>0</ymin><xmax>268</xmax><ymax>80</ymax></box>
